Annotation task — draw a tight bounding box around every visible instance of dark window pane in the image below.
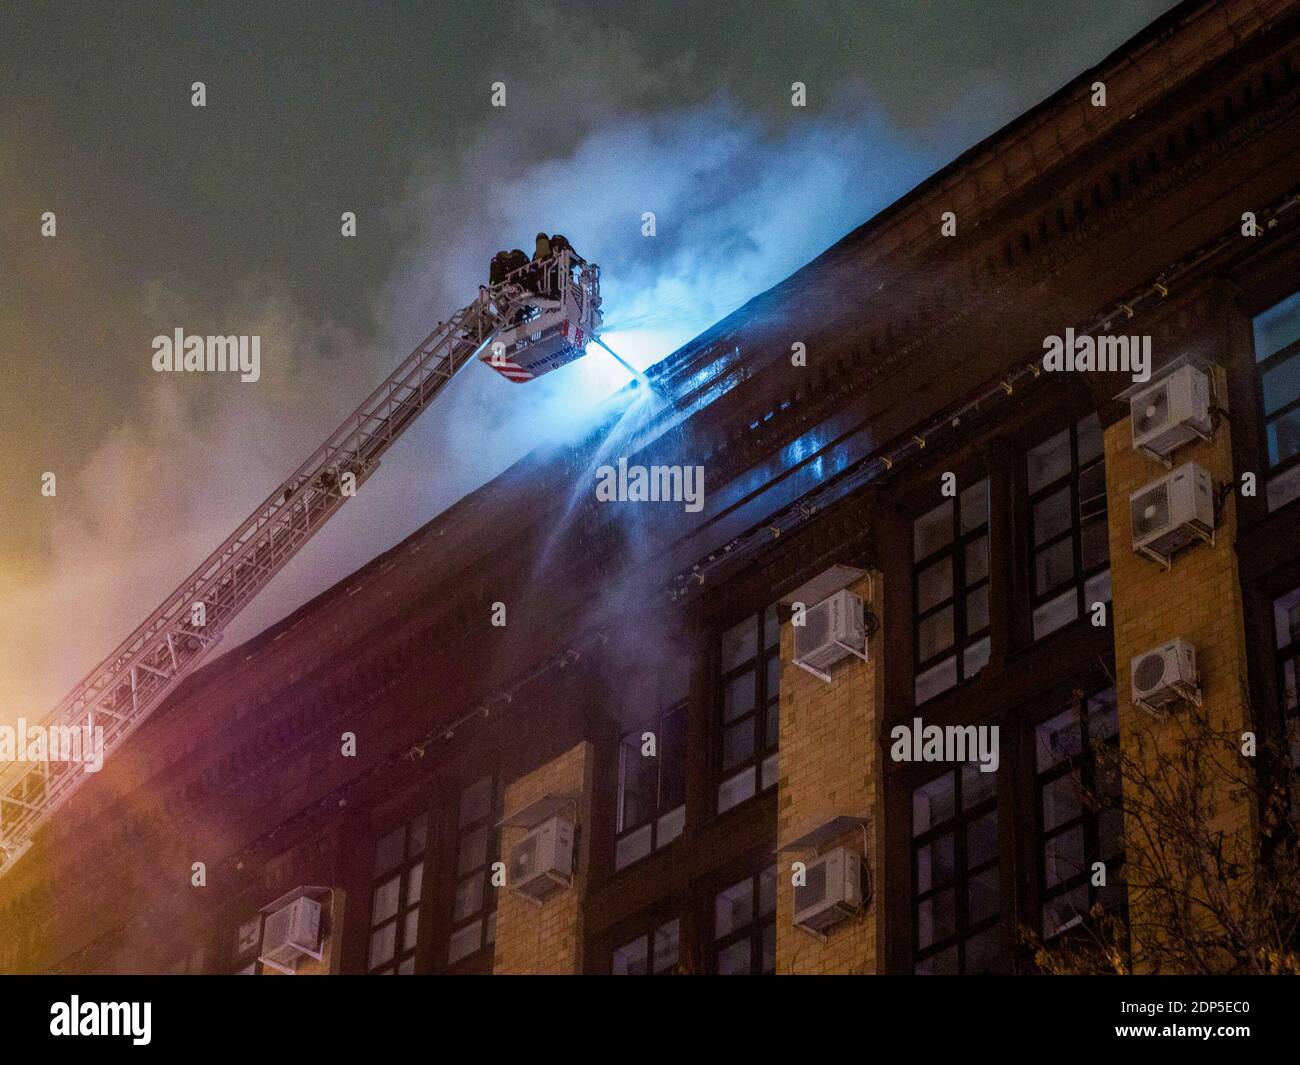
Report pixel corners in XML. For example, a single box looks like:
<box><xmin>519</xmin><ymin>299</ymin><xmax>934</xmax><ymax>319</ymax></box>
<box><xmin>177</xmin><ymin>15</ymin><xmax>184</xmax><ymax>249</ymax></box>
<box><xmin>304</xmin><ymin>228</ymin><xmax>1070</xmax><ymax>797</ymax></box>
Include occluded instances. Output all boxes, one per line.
<box><xmin>1273</xmin><ymin>587</ymin><xmax>1300</xmax><ymax>649</ymax></box>
<box><xmin>1043</xmin><ymin>883</ymin><xmax>1089</xmax><ymax>936</ymax></box>
<box><xmin>1033</xmin><ymin>487</ymin><xmax>1072</xmax><ymax>546</ymax></box>
<box><xmin>619</xmin><ymin>731</ymin><xmax>658</xmax><ymax>831</ymax></box>
<box><xmin>715</xmin><ymin>878</ymin><xmax>754</xmax><ymax>938</ymax></box>
<box><xmin>1036</xmin><ymin>709</ymin><xmax>1082</xmax><ymax>771</ymax></box>
<box><xmin>917</xmin><ymin>556</ymin><xmax>954</xmax><ymax>613</ymax></box>
<box><xmin>967</xmin><ymin>866</ymin><xmax>1000</xmax><ymax>924</ymax></box>
<box><xmin>1042</xmin><ymin>771</ymin><xmax>1082</xmax><ymax>833</ymax></box>
<box><xmin>1028</xmin><ymin>429</ymin><xmax>1070</xmax><ymax>493</ymax></box>
<box><xmin>1044</xmin><ymin>824</ymin><xmax>1086</xmax><ymax>888</ymax></box>
<box><xmin>915</xmin><ymin>656</ymin><xmax>958</xmax><ymax>704</ymax></box>
<box><xmin>1081</xmin><ymin>516</ymin><xmax>1109</xmax><ymax>570</ymax></box>
<box><xmin>962</xmin><ymin>761</ymin><xmax>996</xmax><ymax>809</ymax></box>
<box><xmin>1266</xmin><ymin>406</ymin><xmax>1300</xmax><ymax>466</ymax></box>
<box><xmin>721</xmin><ymin>616</ymin><xmax>758</xmax><ymax>671</ymax></box>
<box><xmin>372</xmin><ymin>875</ymin><xmax>401</xmax><ymax>925</ymax></box>
<box><xmin>1086</xmin><ymin>689</ymin><xmax>1119</xmax><ymax>742</ymax></box>
<box><xmin>913</xmin><ymin>772</ymin><xmax>957</xmax><ymax>835</ymax></box>
<box><xmin>1077</xmin><ymin>413</ymin><xmax>1103</xmax><ymax>465</ymax></box>
<box><xmin>964</xmin><ymin>637</ymin><xmax>990</xmax><ymax>677</ymax></box>
<box><xmin>1035</xmin><ymin>538</ymin><xmax>1075</xmax><ymax>595</ymax></box>
<box><xmin>457</xmin><ymin>825</ymin><xmax>489</xmax><ymax>875</ymax></box>
<box><xmin>722</xmin><ymin>719</ymin><xmax>755</xmax><ymax>770</ymax></box>
<box><xmin>660</xmin><ymin>707</ymin><xmax>687</xmax><ymax>808</ymax></box>
<box><xmin>917</xmin><ymin>833</ymin><xmax>956</xmax><ymax>893</ymax></box>
<box><xmin>612</xmin><ymin>935</ymin><xmax>649</xmax><ymax>975</ymax></box>
<box><xmin>716</xmin><ymin>938</ymin><xmax>751</xmax><ymax>975</ymax></box>
<box><xmin>966</xmin><ymin>810</ymin><xmax>999</xmax><ymax>867</ymax></box>
<box><xmin>1261</xmin><ymin>354</ymin><xmax>1300</xmax><ymax>416</ymax></box>
<box><xmin>1253</xmin><ymin>290</ymin><xmax>1300</xmax><ymax>362</ymax></box>
<box><xmin>1078</xmin><ymin>461</ymin><xmax>1106</xmax><ymax>508</ymax></box>
<box><xmin>917</xmin><ymin>888</ymin><xmax>956</xmax><ymax>949</ymax></box>
<box><xmin>408</xmin><ymin>813</ymin><xmax>427</xmax><ymax>857</ymax></box>
<box><xmin>960</xmin><ymin>479</ymin><xmax>989</xmax><ymax>533</ymax></box>
<box><xmin>374</xmin><ymin>827</ymin><xmax>405</xmax><ymax>877</ymax></box>
<box><xmin>964</xmin><ymin>925</ymin><xmax>1004</xmax><ymax>974</ymax></box>
<box><xmin>918</xmin><ymin>606</ymin><xmax>955</xmax><ymax>661</ymax></box>
<box><xmin>914</xmin><ymin>499</ymin><xmax>954</xmax><ymax>559</ymax></box>
<box><xmin>654</xmin><ymin>920</ymin><xmax>680</xmax><ymax>973</ymax></box>
<box><xmin>764</xmin><ymin>700</ymin><xmax>779</xmax><ymax>749</ymax></box>
<box><xmin>723</xmin><ymin>671</ymin><xmax>755</xmax><ymax>721</ymax></box>
<box><xmin>764</xmin><ymin>604</ymin><xmax>780</xmax><ymax>649</ymax></box>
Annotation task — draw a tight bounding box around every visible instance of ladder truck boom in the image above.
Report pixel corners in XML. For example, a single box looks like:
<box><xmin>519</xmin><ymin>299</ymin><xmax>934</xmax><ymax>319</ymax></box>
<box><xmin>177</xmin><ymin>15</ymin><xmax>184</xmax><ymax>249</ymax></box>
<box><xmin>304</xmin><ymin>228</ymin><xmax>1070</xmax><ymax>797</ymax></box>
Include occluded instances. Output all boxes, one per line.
<box><xmin>0</xmin><ymin>248</ymin><xmax>603</xmax><ymax>876</ymax></box>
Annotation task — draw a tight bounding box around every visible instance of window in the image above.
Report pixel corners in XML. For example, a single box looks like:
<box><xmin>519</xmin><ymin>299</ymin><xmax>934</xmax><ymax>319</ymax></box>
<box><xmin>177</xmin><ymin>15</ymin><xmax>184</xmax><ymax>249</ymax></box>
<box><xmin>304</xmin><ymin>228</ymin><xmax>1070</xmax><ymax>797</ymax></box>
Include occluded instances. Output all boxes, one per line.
<box><xmin>1026</xmin><ymin>413</ymin><xmax>1110</xmax><ymax>640</ymax></box>
<box><xmin>713</xmin><ymin>865</ymin><xmax>777</xmax><ymax>974</ymax></box>
<box><xmin>367</xmin><ymin>813</ymin><xmax>428</xmax><ymax>974</ymax></box>
<box><xmin>717</xmin><ymin>605</ymin><xmax>781</xmax><ymax>813</ymax></box>
<box><xmin>611</xmin><ymin>918</ymin><xmax>681</xmax><ymax>975</ymax></box>
<box><xmin>232</xmin><ymin>916</ymin><xmax>260</xmax><ymax>975</ymax></box>
<box><xmin>1253</xmin><ymin>290</ymin><xmax>1300</xmax><ymax>511</ymax></box>
<box><xmin>616</xmin><ymin>705</ymin><xmax>687</xmax><ymax>870</ymax></box>
<box><xmin>1274</xmin><ymin>586</ymin><xmax>1300</xmax><ymax>770</ymax></box>
<box><xmin>913</xmin><ymin>479</ymin><xmax>990</xmax><ymax>704</ymax></box>
<box><xmin>447</xmin><ymin>775</ymin><xmax>500</xmax><ymax>966</ymax></box>
<box><xmin>911</xmin><ymin>763</ymin><xmax>1003</xmax><ymax>973</ymax></box>
<box><xmin>1034</xmin><ymin>688</ymin><xmax>1124</xmax><ymax>938</ymax></box>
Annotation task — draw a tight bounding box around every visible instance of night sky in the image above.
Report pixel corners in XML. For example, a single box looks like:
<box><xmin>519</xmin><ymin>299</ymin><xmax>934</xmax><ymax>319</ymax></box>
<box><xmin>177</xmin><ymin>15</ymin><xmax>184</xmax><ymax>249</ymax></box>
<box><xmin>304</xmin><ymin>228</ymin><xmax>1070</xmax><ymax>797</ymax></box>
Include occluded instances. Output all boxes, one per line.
<box><xmin>0</xmin><ymin>1</ymin><xmax>1178</xmax><ymax>725</ymax></box>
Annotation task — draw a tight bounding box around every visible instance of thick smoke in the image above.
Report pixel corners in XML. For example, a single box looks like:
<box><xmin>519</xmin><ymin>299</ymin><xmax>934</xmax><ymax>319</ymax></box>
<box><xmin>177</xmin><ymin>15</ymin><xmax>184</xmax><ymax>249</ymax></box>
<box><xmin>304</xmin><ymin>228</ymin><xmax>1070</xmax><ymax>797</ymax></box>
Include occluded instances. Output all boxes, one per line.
<box><xmin>1</xmin><ymin>79</ymin><xmax>987</xmax><ymax>731</ymax></box>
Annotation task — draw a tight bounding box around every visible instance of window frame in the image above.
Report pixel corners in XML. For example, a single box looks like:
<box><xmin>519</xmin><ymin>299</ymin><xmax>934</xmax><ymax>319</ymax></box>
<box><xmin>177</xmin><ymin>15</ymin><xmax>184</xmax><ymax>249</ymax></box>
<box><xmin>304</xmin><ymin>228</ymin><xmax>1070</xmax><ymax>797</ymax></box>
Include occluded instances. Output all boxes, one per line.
<box><xmin>912</xmin><ymin>478</ymin><xmax>991</xmax><ymax>704</ymax></box>
<box><xmin>711</xmin><ymin>864</ymin><xmax>778</xmax><ymax>975</ymax></box>
<box><xmin>615</xmin><ymin>702</ymin><xmax>688</xmax><ymax>870</ymax></box>
<box><xmin>610</xmin><ymin>916</ymin><xmax>682</xmax><ymax>975</ymax></box>
<box><xmin>1272</xmin><ymin>585</ymin><xmax>1300</xmax><ymax>772</ymax></box>
<box><xmin>1032</xmin><ymin>687</ymin><xmax>1125</xmax><ymax>940</ymax></box>
<box><xmin>366</xmin><ymin>812</ymin><xmax>428</xmax><ymax>975</ymax></box>
<box><xmin>1025</xmin><ymin>413</ymin><xmax>1111</xmax><ymax>642</ymax></box>
<box><xmin>910</xmin><ymin>763</ymin><xmax>1003</xmax><ymax>974</ymax></box>
<box><xmin>715</xmin><ymin>604</ymin><xmax>781</xmax><ymax>814</ymax></box>
<box><xmin>446</xmin><ymin>774</ymin><xmax>501</xmax><ymax>968</ymax></box>
<box><xmin>1252</xmin><ymin>290</ymin><xmax>1300</xmax><ymax>511</ymax></box>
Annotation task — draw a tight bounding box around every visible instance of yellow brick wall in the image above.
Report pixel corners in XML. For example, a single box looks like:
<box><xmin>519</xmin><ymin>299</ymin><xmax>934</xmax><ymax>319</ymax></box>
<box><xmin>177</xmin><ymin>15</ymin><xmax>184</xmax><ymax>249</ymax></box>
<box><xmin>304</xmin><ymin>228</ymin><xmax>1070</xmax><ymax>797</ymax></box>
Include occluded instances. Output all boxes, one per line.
<box><xmin>775</xmin><ymin>575</ymin><xmax>884</xmax><ymax>974</ymax></box>
<box><xmin>1103</xmin><ymin>375</ymin><xmax>1256</xmax><ymax>969</ymax></box>
<box><xmin>492</xmin><ymin>741</ymin><xmax>592</xmax><ymax>974</ymax></box>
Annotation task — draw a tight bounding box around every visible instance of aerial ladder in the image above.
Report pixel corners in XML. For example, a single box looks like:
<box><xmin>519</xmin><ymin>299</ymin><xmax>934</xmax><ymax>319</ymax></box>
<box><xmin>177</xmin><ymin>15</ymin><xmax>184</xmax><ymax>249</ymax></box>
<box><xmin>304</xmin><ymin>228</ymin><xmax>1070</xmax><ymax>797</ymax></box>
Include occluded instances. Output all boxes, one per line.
<box><xmin>0</xmin><ymin>248</ymin><xmax>605</xmax><ymax>876</ymax></box>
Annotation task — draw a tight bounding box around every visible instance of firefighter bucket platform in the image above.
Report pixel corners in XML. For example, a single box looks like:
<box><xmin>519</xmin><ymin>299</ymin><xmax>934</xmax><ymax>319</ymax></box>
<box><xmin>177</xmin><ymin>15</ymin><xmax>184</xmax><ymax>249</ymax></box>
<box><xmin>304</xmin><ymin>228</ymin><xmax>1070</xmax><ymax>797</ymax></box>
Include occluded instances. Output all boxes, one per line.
<box><xmin>479</xmin><ymin>248</ymin><xmax>603</xmax><ymax>383</ymax></box>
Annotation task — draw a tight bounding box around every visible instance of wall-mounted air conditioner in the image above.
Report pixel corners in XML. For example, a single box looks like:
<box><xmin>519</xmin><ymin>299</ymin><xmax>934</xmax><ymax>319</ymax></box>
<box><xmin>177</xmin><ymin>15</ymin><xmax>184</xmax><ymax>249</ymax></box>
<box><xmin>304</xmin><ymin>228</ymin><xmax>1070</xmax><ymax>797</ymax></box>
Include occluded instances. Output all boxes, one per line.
<box><xmin>1130</xmin><ymin>364</ymin><xmax>1212</xmax><ymax>464</ymax></box>
<box><xmin>1130</xmin><ymin>462</ymin><xmax>1214</xmax><ymax>568</ymax></box>
<box><xmin>1131</xmin><ymin>637</ymin><xmax>1200</xmax><ymax>717</ymax></box>
<box><xmin>259</xmin><ymin>895</ymin><xmax>322</xmax><ymax>971</ymax></box>
<box><xmin>508</xmin><ymin>815</ymin><xmax>574</xmax><ymax>904</ymax></box>
<box><xmin>793</xmin><ymin>846</ymin><xmax>864</xmax><ymax>936</ymax></box>
<box><xmin>793</xmin><ymin>589</ymin><xmax>868</xmax><ymax>683</ymax></box>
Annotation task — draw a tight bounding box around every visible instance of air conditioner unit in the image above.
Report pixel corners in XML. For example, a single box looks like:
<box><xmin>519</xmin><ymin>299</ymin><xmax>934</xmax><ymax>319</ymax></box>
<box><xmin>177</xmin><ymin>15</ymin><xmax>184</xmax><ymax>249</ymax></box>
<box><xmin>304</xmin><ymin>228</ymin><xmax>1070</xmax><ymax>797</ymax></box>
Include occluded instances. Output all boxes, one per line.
<box><xmin>793</xmin><ymin>589</ymin><xmax>868</xmax><ymax>683</ymax></box>
<box><xmin>259</xmin><ymin>896</ymin><xmax>322</xmax><ymax>971</ymax></box>
<box><xmin>508</xmin><ymin>815</ymin><xmax>575</xmax><ymax>903</ymax></box>
<box><xmin>1131</xmin><ymin>637</ymin><xmax>1200</xmax><ymax>717</ymax></box>
<box><xmin>1130</xmin><ymin>462</ymin><xmax>1214</xmax><ymax>567</ymax></box>
<box><xmin>1130</xmin><ymin>364</ymin><xmax>1212</xmax><ymax>463</ymax></box>
<box><xmin>793</xmin><ymin>846</ymin><xmax>864</xmax><ymax>935</ymax></box>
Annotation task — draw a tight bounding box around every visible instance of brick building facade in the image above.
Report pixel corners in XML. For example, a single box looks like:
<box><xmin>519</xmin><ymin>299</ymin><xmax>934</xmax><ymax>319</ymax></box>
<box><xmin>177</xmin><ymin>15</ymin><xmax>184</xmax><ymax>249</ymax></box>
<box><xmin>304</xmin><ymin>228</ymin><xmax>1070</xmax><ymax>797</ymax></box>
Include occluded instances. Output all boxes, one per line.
<box><xmin>3</xmin><ymin>0</ymin><xmax>1300</xmax><ymax>975</ymax></box>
